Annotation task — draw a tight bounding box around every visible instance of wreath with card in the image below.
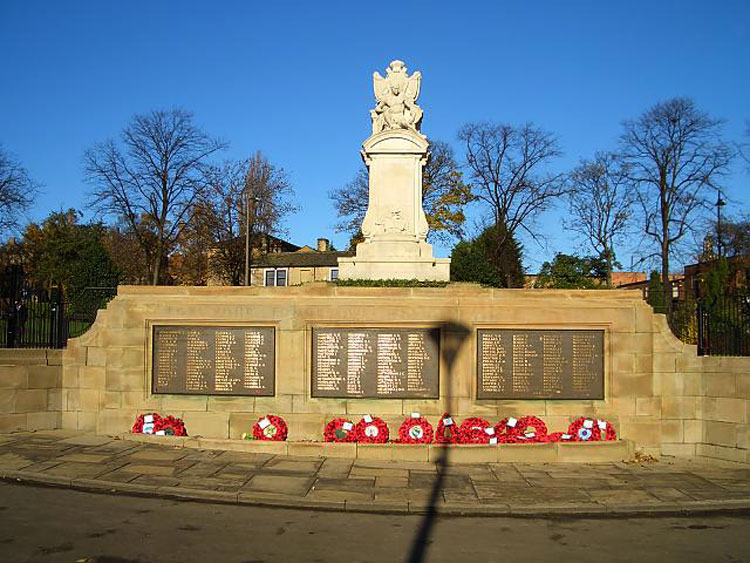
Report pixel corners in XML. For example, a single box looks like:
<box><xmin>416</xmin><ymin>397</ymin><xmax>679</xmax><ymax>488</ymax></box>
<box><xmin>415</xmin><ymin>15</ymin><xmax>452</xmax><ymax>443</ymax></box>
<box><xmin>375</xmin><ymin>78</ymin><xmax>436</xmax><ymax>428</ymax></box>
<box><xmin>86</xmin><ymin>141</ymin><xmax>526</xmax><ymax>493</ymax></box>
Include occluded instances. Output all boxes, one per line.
<box><xmin>252</xmin><ymin>414</ymin><xmax>288</xmax><ymax>441</ymax></box>
<box><xmin>459</xmin><ymin>417</ymin><xmax>495</xmax><ymax>444</ymax></box>
<box><xmin>324</xmin><ymin>418</ymin><xmax>357</xmax><ymax>442</ymax></box>
<box><xmin>567</xmin><ymin>417</ymin><xmax>617</xmax><ymax>442</ymax></box>
<box><xmin>132</xmin><ymin>413</ymin><xmax>160</xmax><ymax>434</ymax></box>
<box><xmin>435</xmin><ymin>413</ymin><xmax>460</xmax><ymax>444</ymax></box>
<box><xmin>513</xmin><ymin>416</ymin><xmax>549</xmax><ymax>443</ymax></box>
<box><xmin>398</xmin><ymin>414</ymin><xmax>434</xmax><ymax>444</ymax></box>
<box><xmin>355</xmin><ymin>415</ymin><xmax>390</xmax><ymax>444</ymax></box>
<box><xmin>153</xmin><ymin>415</ymin><xmax>188</xmax><ymax>436</ymax></box>
<box><xmin>131</xmin><ymin>413</ymin><xmax>187</xmax><ymax>436</ymax></box>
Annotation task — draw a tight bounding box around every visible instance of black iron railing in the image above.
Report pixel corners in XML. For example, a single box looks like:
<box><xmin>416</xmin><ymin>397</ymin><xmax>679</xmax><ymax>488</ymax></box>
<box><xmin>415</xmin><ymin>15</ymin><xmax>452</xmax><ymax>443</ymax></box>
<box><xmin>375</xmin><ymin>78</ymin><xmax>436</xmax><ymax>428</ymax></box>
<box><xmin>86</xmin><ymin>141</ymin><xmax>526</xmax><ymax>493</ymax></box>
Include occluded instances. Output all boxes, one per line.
<box><xmin>697</xmin><ymin>295</ymin><xmax>750</xmax><ymax>356</ymax></box>
<box><xmin>0</xmin><ymin>268</ymin><xmax>116</xmax><ymax>348</ymax></box>
<box><xmin>642</xmin><ymin>281</ymin><xmax>750</xmax><ymax>357</ymax></box>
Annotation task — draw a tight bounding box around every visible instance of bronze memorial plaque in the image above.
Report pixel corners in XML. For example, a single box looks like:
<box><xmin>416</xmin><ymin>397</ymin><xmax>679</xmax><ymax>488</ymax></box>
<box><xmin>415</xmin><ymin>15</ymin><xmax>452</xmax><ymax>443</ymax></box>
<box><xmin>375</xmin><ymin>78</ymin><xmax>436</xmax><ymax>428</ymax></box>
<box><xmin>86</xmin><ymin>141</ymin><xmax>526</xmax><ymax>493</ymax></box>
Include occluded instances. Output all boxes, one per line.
<box><xmin>312</xmin><ymin>327</ymin><xmax>439</xmax><ymax>399</ymax></box>
<box><xmin>477</xmin><ymin>329</ymin><xmax>604</xmax><ymax>399</ymax></box>
<box><xmin>152</xmin><ymin>325</ymin><xmax>275</xmax><ymax>396</ymax></box>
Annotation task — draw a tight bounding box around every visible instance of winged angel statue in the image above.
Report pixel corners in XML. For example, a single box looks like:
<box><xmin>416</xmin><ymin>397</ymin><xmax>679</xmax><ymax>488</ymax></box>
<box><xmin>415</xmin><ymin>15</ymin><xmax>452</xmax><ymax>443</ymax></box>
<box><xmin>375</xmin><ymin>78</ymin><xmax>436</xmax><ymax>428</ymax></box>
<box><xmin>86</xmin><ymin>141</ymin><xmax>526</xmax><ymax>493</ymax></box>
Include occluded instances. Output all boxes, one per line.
<box><xmin>370</xmin><ymin>60</ymin><xmax>423</xmax><ymax>135</ymax></box>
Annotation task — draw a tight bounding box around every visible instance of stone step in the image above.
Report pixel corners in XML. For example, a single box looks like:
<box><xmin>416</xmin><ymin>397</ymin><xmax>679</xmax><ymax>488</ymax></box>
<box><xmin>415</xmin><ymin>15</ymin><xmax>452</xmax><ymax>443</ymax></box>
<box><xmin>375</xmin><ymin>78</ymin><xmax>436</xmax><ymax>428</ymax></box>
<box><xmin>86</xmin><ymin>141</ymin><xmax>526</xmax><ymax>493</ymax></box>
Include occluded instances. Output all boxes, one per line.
<box><xmin>120</xmin><ymin>433</ymin><xmax>634</xmax><ymax>464</ymax></box>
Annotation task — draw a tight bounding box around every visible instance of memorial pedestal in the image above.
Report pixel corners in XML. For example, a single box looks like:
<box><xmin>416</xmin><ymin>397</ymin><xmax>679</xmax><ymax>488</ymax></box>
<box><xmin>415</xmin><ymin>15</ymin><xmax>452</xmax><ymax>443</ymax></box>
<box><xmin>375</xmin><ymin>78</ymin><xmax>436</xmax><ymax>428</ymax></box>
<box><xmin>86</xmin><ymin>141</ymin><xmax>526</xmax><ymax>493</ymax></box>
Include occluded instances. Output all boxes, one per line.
<box><xmin>338</xmin><ymin>129</ymin><xmax>450</xmax><ymax>281</ymax></box>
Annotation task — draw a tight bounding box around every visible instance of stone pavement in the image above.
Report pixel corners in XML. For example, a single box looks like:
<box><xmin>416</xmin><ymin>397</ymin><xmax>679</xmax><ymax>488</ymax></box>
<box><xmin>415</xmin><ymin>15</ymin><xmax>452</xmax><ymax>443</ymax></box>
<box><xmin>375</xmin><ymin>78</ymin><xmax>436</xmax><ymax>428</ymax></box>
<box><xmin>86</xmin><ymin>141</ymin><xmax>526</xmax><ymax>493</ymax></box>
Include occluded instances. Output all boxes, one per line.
<box><xmin>1</xmin><ymin>430</ymin><xmax>749</xmax><ymax>517</ymax></box>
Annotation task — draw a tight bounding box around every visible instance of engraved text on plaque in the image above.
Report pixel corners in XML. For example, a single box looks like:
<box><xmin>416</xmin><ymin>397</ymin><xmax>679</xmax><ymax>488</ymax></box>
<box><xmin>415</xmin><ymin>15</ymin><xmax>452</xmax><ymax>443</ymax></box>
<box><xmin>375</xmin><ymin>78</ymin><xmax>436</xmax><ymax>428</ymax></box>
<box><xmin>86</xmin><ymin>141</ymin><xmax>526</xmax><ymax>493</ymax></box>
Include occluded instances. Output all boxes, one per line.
<box><xmin>312</xmin><ymin>327</ymin><xmax>439</xmax><ymax>398</ymax></box>
<box><xmin>477</xmin><ymin>329</ymin><xmax>604</xmax><ymax>399</ymax></box>
<box><xmin>152</xmin><ymin>325</ymin><xmax>275</xmax><ymax>396</ymax></box>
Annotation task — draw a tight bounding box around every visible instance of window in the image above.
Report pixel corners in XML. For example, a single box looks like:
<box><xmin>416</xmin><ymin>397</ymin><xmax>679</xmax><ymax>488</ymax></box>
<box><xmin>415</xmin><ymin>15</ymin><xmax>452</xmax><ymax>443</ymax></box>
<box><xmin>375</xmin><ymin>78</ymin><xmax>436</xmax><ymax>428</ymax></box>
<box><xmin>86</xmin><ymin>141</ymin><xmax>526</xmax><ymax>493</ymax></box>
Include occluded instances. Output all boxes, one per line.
<box><xmin>264</xmin><ymin>268</ymin><xmax>288</xmax><ymax>287</ymax></box>
<box><xmin>329</xmin><ymin>267</ymin><xmax>339</xmax><ymax>281</ymax></box>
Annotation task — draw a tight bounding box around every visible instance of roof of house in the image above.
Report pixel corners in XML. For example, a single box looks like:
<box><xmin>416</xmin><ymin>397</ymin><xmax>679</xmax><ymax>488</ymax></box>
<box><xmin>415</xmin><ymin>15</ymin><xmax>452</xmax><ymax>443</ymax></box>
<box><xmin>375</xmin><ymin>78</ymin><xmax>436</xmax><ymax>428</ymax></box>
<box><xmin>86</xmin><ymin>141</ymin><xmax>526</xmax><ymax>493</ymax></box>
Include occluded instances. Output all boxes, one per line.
<box><xmin>253</xmin><ymin>250</ymin><xmax>353</xmax><ymax>268</ymax></box>
<box><xmin>611</xmin><ymin>271</ymin><xmax>647</xmax><ymax>286</ymax></box>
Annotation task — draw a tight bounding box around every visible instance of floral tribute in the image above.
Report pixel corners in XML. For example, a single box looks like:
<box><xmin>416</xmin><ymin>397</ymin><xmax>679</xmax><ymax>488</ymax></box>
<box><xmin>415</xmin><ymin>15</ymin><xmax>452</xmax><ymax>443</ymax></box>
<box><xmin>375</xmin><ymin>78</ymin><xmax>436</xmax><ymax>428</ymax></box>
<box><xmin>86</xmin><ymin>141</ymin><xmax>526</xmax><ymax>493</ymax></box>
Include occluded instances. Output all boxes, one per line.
<box><xmin>459</xmin><ymin>417</ymin><xmax>496</xmax><ymax>444</ymax></box>
<box><xmin>493</xmin><ymin>416</ymin><xmax>520</xmax><ymax>443</ymax></box>
<box><xmin>398</xmin><ymin>413</ymin><xmax>434</xmax><ymax>444</ymax></box>
<box><xmin>545</xmin><ymin>432</ymin><xmax>574</xmax><ymax>442</ymax></box>
<box><xmin>311</xmin><ymin>414</ymin><xmax>618</xmax><ymax>445</ymax></box>
<box><xmin>567</xmin><ymin>417</ymin><xmax>617</xmax><ymax>442</ymax></box>
<box><xmin>355</xmin><ymin>415</ymin><xmax>389</xmax><ymax>444</ymax></box>
<box><xmin>252</xmin><ymin>414</ymin><xmax>288</xmax><ymax>441</ymax></box>
<box><xmin>153</xmin><ymin>415</ymin><xmax>188</xmax><ymax>436</ymax></box>
<box><xmin>324</xmin><ymin>418</ymin><xmax>357</xmax><ymax>442</ymax></box>
<box><xmin>513</xmin><ymin>416</ymin><xmax>549</xmax><ymax>442</ymax></box>
<box><xmin>132</xmin><ymin>413</ymin><xmax>187</xmax><ymax>436</ymax></box>
<box><xmin>435</xmin><ymin>413</ymin><xmax>460</xmax><ymax>444</ymax></box>
<box><xmin>132</xmin><ymin>413</ymin><xmax>160</xmax><ymax>434</ymax></box>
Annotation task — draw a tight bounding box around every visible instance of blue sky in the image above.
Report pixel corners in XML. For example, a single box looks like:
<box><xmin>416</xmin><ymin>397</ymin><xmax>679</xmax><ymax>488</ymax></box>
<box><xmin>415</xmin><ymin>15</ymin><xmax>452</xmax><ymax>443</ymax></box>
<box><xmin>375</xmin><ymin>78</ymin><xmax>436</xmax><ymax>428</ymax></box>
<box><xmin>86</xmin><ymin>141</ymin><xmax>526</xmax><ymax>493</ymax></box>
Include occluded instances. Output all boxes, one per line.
<box><xmin>1</xmin><ymin>0</ymin><xmax>748</xmax><ymax>272</ymax></box>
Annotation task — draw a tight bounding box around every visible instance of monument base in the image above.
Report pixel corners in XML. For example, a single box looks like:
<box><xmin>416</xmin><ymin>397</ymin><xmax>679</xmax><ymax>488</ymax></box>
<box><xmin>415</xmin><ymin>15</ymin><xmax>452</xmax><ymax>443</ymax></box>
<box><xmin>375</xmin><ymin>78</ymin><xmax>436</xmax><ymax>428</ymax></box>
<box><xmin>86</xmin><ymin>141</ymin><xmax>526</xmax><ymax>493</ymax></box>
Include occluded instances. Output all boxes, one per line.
<box><xmin>338</xmin><ymin>255</ymin><xmax>450</xmax><ymax>281</ymax></box>
<box><xmin>338</xmin><ymin>237</ymin><xmax>451</xmax><ymax>281</ymax></box>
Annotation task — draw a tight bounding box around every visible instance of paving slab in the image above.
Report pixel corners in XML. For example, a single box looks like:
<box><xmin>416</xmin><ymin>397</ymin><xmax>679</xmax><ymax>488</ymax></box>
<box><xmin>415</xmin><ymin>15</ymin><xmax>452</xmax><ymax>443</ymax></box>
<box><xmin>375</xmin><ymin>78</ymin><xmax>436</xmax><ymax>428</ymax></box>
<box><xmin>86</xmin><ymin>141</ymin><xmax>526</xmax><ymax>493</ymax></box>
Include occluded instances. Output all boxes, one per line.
<box><xmin>59</xmin><ymin>435</ymin><xmax>114</xmax><ymax>447</ymax></box>
<box><xmin>0</xmin><ymin>452</ymin><xmax>35</xmax><ymax>471</ymax></box>
<box><xmin>120</xmin><ymin>464</ymin><xmax>176</xmax><ymax>476</ymax></box>
<box><xmin>2</xmin><ymin>430</ymin><xmax>749</xmax><ymax>517</ymax></box>
<box><xmin>243</xmin><ymin>474</ymin><xmax>313</xmax><ymax>496</ymax></box>
<box><xmin>127</xmin><ymin>449</ymin><xmax>188</xmax><ymax>462</ymax></box>
<box><xmin>57</xmin><ymin>453</ymin><xmax>114</xmax><ymax>464</ymax></box>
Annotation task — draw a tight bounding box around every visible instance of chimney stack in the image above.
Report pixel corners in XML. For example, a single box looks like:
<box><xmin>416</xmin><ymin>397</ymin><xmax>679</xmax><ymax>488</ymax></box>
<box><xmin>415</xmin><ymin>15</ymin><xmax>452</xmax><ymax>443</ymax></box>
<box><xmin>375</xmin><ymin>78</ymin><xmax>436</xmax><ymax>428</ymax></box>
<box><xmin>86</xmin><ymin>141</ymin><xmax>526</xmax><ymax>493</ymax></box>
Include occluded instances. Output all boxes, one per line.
<box><xmin>317</xmin><ymin>238</ymin><xmax>330</xmax><ymax>252</ymax></box>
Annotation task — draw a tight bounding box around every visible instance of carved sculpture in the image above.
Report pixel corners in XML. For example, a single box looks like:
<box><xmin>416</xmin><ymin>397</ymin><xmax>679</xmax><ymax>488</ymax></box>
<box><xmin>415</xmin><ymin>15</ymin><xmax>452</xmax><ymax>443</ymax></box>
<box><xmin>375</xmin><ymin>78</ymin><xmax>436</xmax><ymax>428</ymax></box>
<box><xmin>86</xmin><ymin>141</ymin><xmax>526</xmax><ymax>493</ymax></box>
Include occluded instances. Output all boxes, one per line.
<box><xmin>370</xmin><ymin>60</ymin><xmax>423</xmax><ymax>134</ymax></box>
<box><xmin>338</xmin><ymin>59</ymin><xmax>450</xmax><ymax>281</ymax></box>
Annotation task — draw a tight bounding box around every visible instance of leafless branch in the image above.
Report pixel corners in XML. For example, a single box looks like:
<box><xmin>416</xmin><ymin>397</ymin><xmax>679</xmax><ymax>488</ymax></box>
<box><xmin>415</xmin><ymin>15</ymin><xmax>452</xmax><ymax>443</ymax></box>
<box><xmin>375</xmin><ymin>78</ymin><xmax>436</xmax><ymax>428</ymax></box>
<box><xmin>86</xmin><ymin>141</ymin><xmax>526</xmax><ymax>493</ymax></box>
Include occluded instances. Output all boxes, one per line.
<box><xmin>84</xmin><ymin>108</ymin><xmax>227</xmax><ymax>284</ymax></box>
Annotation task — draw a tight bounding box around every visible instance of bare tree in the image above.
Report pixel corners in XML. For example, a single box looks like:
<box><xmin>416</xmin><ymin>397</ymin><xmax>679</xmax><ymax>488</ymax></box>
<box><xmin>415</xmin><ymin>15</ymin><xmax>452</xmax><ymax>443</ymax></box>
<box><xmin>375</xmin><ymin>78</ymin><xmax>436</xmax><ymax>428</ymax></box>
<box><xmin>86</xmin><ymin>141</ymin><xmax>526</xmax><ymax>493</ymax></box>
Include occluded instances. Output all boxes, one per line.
<box><xmin>620</xmin><ymin>98</ymin><xmax>733</xmax><ymax>308</ymax></box>
<box><xmin>192</xmin><ymin>152</ymin><xmax>296</xmax><ymax>285</ymax></box>
<box><xmin>330</xmin><ymin>140</ymin><xmax>472</xmax><ymax>246</ymax></box>
<box><xmin>458</xmin><ymin>122</ymin><xmax>565</xmax><ymax>250</ymax></box>
<box><xmin>0</xmin><ymin>145</ymin><xmax>38</xmax><ymax>236</ymax></box>
<box><xmin>84</xmin><ymin>109</ymin><xmax>226</xmax><ymax>284</ymax></box>
<box><xmin>565</xmin><ymin>152</ymin><xmax>634</xmax><ymax>287</ymax></box>
<box><xmin>330</xmin><ymin>167</ymin><xmax>368</xmax><ymax>242</ymax></box>
<box><xmin>739</xmin><ymin>120</ymin><xmax>750</xmax><ymax>170</ymax></box>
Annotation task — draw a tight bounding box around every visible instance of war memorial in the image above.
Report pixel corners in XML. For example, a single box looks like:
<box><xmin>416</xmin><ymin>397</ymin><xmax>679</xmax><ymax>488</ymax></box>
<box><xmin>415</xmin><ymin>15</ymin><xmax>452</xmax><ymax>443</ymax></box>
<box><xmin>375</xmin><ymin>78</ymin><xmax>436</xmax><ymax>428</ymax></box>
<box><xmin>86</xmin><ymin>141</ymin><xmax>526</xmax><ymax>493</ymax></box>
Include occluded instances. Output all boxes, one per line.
<box><xmin>5</xmin><ymin>61</ymin><xmax>749</xmax><ymax>467</ymax></box>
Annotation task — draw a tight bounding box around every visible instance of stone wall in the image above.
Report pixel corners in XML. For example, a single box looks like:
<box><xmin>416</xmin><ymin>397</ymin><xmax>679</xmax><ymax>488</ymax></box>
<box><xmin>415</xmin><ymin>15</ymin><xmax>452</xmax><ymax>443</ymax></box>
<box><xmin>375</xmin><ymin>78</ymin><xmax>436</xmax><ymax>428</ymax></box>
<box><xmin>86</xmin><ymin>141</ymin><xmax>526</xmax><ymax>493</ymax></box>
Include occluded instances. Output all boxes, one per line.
<box><xmin>48</xmin><ymin>284</ymin><xmax>750</xmax><ymax>462</ymax></box>
<box><xmin>698</xmin><ymin>356</ymin><xmax>750</xmax><ymax>462</ymax></box>
<box><xmin>0</xmin><ymin>349</ymin><xmax>62</xmax><ymax>432</ymax></box>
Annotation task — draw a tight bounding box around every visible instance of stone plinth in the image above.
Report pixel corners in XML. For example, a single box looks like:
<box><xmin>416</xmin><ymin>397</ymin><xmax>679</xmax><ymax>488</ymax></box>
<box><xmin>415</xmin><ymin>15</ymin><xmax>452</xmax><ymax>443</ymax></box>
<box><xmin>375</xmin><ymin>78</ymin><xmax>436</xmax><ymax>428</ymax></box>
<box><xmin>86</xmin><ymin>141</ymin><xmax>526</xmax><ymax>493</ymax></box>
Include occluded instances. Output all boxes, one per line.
<box><xmin>338</xmin><ymin>130</ymin><xmax>450</xmax><ymax>281</ymax></box>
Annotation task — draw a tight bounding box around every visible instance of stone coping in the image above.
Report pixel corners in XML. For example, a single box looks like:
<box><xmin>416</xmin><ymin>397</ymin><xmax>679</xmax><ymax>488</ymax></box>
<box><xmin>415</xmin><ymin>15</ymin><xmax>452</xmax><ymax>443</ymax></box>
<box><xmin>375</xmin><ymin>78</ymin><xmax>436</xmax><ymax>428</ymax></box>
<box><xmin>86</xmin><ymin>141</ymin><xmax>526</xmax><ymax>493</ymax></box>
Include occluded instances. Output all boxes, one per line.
<box><xmin>2</xmin><ymin>430</ymin><xmax>750</xmax><ymax>518</ymax></box>
<box><xmin>115</xmin><ymin>283</ymin><xmax>645</xmax><ymax>300</ymax></box>
<box><xmin>120</xmin><ymin>434</ymin><xmax>635</xmax><ymax>464</ymax></box>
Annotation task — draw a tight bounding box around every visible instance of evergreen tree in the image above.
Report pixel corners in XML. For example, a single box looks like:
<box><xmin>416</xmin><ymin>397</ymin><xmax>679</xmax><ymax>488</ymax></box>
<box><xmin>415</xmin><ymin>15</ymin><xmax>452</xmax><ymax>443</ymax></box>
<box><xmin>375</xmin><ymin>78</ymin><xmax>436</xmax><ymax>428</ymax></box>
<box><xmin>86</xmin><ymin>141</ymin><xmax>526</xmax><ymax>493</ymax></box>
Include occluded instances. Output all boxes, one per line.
<box><xmin>647</xmin><ymin>270</ymin><xmax>666</xmax><ymax>313</ymax></box>
<box><xmin>451</xmin><ymin>222</ymin><xmax>524</xmax><ymax>287</ymax></box>
<box><xmin>535</xmin><ymin>253</ymin><xmax>607</xmax><ymax>289</ymax></box>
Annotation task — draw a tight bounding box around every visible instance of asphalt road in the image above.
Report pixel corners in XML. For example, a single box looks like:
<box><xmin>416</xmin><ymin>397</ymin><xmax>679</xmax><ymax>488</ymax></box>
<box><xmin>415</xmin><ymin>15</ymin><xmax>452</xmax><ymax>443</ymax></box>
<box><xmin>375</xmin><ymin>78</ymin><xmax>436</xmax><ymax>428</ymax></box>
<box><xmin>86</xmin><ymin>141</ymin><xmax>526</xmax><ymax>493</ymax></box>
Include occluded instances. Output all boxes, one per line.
<box><xmin>1</xmin><ymin>481</ymin><xmax>749</xmax><ymax>563</ymax></box>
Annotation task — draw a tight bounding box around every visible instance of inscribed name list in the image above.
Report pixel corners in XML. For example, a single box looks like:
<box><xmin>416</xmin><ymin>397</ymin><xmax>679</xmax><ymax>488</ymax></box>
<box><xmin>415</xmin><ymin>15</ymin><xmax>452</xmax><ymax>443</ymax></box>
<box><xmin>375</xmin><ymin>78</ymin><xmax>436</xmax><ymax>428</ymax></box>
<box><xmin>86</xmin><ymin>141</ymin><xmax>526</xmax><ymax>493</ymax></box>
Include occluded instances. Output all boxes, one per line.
<box><xmin>152</xmin><ymin>325</ymin><xmax>275</xmax><ymax>396</ymax></box>
<box><xmin>477</xmin><ymin>329</ymin><xmax>604</xmax><ymax>399</ymax></box>
<box><xmin>312</xmin><ymin>327</ymin><xmax>439</xmax><ymax>398</ymax></box>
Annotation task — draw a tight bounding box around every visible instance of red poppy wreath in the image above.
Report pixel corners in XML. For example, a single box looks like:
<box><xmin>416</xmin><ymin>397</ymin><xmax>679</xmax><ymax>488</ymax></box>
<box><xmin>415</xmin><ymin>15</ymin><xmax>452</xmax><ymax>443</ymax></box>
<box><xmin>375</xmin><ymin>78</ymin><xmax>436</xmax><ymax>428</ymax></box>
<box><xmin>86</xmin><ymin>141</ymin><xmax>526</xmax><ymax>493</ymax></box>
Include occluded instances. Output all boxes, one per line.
<box><xmin>252</xmin><ymin>414</ymin><xmax>288</xmax><ymax>441</ymax></box>
<box><xmin>355</xmin><ymin>415</ymin><xmax>389</xmax><ymax>444</ymax></box>
<box><xmin>435</xmin><ymin>413</ymin><xmax>461</xmax><ymax>444</ymax></box>
<box><xmin>493</xmin><ymin>416</ymin><xmax>521</xmax><ymax>443</ymax></box>
<box><xmin>513</xmin><ymin>415</ymin><xmax>548</xmax><ymax>443</ymax></box>
<box><xmin>567</xmin><ymin>417</ymin><xmax>616</xmax><ymax>442</ymax></box>
<box><xmin>153</xmin><ymin>415</ymin><xmax>187</xmax><ymax>436</ymax></box>
<box><xmin>324</xmin><ymin>418</ymin><xmax>357</xmax><ymax>442</ymax></box>
<box><xmin>398</xmin><ymin>414</ymin><xmax>434</xmax><ymax>444</ymax></box>
<box><xmin>459</xmin><ymin>417</ymin><xmax>496</xmax><ymax>444</ymax></box>
<box><xmin>545</xmin><ymin>431</ymin><xmax>574</xmax><ymax>442</ymax></box>
<box><xmin>132</xmin><ymin>413</ymin><xmax>161</xmax><ymax>434</ymax></box>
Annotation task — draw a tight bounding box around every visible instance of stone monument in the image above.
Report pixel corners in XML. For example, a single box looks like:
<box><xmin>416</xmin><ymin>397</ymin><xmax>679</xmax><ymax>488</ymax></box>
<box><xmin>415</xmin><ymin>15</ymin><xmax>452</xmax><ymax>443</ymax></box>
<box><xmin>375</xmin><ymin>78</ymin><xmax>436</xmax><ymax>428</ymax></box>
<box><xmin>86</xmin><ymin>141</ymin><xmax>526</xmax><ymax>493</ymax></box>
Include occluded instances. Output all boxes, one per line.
<box><xmin>337</xmin><ymin>60</ymin><xmax>451</xmax><ymax>281</ymax></box>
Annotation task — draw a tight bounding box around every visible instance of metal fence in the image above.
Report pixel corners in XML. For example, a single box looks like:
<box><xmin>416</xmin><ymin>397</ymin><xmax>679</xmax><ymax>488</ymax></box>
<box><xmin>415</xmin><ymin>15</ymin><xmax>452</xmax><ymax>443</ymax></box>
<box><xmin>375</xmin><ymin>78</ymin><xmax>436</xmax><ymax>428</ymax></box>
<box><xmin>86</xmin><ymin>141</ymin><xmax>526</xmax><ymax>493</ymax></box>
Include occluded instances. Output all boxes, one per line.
<box><xmin>0</xmin><ymin>267</ymin><xmax>116</xmax><ymax>349</ymax></box>
<box><xmin>643</xmin><ymin>282</ymin><xmax>750</xmax><ymax>357</ymax></box>
<box><xmin>697</xmin><ymin>295</ymin><xmax>750</xmax><ymax>356</ymax></box>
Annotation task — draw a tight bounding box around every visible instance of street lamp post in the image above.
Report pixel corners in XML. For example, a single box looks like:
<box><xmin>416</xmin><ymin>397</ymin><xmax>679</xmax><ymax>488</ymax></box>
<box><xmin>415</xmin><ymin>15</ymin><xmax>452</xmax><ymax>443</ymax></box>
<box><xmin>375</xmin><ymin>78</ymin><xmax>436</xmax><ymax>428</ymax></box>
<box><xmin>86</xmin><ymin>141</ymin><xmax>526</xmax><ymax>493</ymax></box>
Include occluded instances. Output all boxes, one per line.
<box><xmin>716</xmin><ymin>190</ymin><xmax>726</xmax><ymax>259</ymax></box>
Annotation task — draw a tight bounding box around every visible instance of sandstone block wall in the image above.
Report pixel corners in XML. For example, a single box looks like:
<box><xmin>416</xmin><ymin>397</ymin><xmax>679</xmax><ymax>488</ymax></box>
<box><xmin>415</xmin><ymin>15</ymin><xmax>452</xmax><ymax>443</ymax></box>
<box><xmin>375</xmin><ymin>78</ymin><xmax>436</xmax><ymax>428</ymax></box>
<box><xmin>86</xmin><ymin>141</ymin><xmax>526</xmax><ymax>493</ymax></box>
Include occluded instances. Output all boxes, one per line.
<box><xmin>0</xmin><ymin>283</ymin><xmax>719</xmax><ymax>463</ymax></box>
<box><xmin>0</xmin><ymin>349</ymin><xmax>62</xmax><ymax>432</ymax></box>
